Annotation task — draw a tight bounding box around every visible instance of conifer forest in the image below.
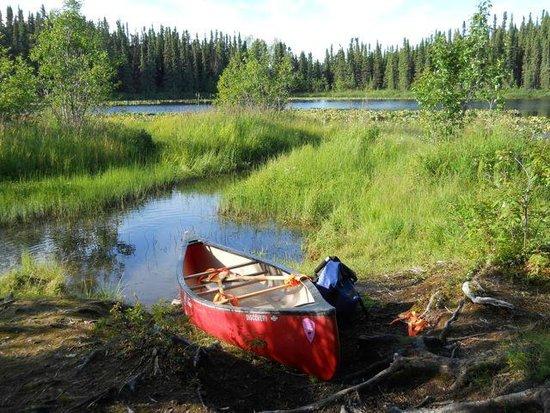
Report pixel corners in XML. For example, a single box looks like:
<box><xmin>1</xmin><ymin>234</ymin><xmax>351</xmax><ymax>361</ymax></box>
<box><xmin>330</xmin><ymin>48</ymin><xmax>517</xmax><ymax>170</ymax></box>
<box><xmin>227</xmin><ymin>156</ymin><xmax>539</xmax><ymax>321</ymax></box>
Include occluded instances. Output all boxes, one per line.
<box><xmin>1</xmin><ymin>5</ymin><xmax>548</xmax><ymax>98</ymax></box>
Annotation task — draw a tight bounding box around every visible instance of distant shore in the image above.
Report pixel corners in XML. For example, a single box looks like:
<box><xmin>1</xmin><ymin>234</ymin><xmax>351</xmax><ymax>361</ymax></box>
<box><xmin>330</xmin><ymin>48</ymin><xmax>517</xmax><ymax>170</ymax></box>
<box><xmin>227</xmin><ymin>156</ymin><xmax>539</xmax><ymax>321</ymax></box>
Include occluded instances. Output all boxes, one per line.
<box><xmin>107</xmin><ymin>88</ymin><xmax>550</xmax><ymax>106</ymax></box>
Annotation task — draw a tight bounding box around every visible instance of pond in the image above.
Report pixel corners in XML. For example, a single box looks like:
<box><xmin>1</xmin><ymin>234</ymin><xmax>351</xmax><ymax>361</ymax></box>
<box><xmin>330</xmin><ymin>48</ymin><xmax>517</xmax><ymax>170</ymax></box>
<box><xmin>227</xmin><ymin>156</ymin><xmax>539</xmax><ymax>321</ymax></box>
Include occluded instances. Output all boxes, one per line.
<box><xmin>104</xmin><ymin>97</ymin><xmax>550</xmax><ymax>116</ymax></box>
<box><xmin>0</xmin><ymin>178</ymin><xmax>303</xmax><ymax>305</ymax></box>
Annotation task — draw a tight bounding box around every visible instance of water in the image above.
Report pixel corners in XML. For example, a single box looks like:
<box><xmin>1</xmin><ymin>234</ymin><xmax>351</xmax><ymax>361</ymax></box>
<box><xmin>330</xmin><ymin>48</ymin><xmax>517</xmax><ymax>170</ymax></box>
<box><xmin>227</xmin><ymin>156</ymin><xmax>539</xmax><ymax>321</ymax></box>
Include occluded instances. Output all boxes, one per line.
<box><xmin>105</xmin><ymin>97</ymin><xmax>550</xmax><ymax>116</ymax></box>
<box><xmin>0</xmin><ymin>179</ymin><xmax>303</xmax><ymax>305</ymax></box>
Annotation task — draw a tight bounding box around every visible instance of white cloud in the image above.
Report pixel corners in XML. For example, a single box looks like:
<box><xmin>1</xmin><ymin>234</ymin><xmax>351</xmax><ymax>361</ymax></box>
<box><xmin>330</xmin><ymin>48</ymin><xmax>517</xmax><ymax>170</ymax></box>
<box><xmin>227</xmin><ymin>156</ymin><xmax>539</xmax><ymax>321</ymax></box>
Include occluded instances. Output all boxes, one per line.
<box><xmin>5</xmin><ymin>0</ymin><xmax>545</xmax><ymax>58</ymax></box>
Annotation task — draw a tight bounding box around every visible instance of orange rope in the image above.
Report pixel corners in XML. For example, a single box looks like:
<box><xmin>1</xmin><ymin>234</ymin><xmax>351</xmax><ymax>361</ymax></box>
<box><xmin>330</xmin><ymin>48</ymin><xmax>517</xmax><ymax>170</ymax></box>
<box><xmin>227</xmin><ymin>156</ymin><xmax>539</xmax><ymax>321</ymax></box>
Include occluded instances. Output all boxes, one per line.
<box><xmin>213</xmin><ymin>291</ymin><xmax>240</xmax><ymax>306</ymax></box>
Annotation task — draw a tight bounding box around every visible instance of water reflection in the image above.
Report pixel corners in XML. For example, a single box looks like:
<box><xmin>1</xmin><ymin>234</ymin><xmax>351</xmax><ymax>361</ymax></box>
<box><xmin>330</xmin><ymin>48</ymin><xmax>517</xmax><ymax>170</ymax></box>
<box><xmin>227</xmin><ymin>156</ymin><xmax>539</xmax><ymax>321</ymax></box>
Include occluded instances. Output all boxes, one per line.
<box><xmin>0</xmin><ymin>178</ymin><xmax>303</xmax><ymax>305</ymax></box>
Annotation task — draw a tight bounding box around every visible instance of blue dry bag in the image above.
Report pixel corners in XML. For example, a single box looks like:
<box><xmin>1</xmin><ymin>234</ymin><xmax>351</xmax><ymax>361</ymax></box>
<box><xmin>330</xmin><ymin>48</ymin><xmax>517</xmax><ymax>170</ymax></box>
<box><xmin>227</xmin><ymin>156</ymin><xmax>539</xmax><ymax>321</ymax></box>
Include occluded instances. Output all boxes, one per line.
<box><xmin>314</xmin><ymin>256</ymin><xmax>365</xmax><ymax>316</ymax></box>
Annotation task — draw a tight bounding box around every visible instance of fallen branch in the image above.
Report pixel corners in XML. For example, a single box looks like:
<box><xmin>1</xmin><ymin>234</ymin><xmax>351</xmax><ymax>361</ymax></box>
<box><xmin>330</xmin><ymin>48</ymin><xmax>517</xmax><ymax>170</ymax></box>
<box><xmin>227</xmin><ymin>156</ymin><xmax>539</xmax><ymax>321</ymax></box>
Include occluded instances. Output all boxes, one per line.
<box><xmin>390</xmin><ymin>385</ymin><xmax>550</xmax><ymax>412</ymax></box>
<box><xmin>462</xmin><ymin>282</ymin><xmax>514</xmax><ymax>309</ymax></box>
<box><xmin>259</xmin><ymin>353</ymin><xmax>456</xmax><ymax>413</ymax></box>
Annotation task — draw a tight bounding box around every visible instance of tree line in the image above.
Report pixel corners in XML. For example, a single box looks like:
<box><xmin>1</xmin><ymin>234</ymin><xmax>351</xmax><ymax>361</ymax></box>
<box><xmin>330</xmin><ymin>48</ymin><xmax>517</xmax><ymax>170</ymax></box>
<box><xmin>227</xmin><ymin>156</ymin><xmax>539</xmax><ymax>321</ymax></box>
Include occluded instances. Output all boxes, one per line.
<box><xmin>0</xmin><ymin>4</ymin><xmax>548</xmax><ymax>99</ymax></box>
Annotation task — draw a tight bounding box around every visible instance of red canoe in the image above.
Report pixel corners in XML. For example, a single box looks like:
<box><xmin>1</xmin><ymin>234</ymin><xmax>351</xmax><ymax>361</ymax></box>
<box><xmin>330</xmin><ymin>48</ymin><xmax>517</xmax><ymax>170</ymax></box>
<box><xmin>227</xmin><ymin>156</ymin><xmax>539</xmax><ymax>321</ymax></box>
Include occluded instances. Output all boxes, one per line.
<box><xmin>177</xmin><ymin>239</ymin><xmax>340</xmax><ymax>380</ymax></box>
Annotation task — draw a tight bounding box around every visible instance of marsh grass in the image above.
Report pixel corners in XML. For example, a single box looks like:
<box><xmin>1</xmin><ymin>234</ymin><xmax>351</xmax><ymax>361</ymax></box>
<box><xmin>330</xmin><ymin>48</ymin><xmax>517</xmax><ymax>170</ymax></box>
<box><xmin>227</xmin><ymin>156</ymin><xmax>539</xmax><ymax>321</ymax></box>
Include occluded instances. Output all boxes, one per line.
<box><xmin>221</xmin><ymin>114</ymin><xmax>543</xmax><ymax>273</ymax></box>
<box><xmin>0</xmin><ymin>118</ymin><xmax>155</xmax><ymax>181</ymax></box>
<box><xmin>0</xmin><ymin>252</ymin><xmax>67</xmax><ymax>298</ymax></box>
<box><xmin>0</xmin><ymin>110</ymin><xmax>321</xmax><ymax>223</ymax></box>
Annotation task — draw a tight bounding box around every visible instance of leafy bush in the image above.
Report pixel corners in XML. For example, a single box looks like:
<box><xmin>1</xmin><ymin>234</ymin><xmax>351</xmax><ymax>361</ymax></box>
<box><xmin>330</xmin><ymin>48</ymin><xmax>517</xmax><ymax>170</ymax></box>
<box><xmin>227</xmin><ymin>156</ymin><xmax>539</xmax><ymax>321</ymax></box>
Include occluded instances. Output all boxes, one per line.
<box><xmin>459</xmin><ymin>141</ymin><xmax>549</xmax><ymax>263</ymax></box>
<box><xmin>413</xmin><ymin>1</ymin><xmax>505</xmax><ymax>137</ymax></box>
<box><xmin>216</xmin><ymin>40</ymin><xmax>293</xmax><ymax>110</ymax></box>
<box><xmin>0</xmin><ymin>46</ymin><xmax>38</xmax><ymax>122</ymax></box>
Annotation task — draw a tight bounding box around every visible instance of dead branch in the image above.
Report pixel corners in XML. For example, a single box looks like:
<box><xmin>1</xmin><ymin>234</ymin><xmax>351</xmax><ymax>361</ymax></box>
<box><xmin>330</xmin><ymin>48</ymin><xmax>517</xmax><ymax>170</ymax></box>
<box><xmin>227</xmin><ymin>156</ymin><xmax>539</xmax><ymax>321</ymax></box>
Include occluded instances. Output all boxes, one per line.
<box><xmin>390</xmin><ymin>385</ymin><xmax>550</xmax><ymax>412</ymax></box>
<box><xmin>438</xmin><ymin>299</ymin><xmax>466</xmax><ymax>342</ymax></box>
<box><xmin>259</xmin><ymin>353</ymin><xmax>456</xmax><ymax>413</ymax></box>
<box><xmin>339</xmin><ymin>357</ymin><xmax>392</xmax><ymax>383</ymax></box>
<box><xmin>462</xmin><ymin>282</ymin><xmax>514</xmax><ymax>309</ymax></box>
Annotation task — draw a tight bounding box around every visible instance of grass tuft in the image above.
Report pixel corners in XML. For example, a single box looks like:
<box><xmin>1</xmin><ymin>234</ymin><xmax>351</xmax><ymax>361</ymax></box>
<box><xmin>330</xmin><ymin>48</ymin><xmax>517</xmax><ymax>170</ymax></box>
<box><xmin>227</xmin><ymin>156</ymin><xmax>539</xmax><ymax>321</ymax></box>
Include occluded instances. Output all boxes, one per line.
<box><xmin>0</xmin><ymin>252</ymin><xmax>67</xmax><ymax>298</ymax></box>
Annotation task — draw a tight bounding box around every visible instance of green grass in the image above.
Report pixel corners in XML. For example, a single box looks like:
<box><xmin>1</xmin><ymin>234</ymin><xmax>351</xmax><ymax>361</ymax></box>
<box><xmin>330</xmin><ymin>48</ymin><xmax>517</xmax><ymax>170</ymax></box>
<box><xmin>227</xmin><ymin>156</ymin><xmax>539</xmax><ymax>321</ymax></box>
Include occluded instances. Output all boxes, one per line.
<box><xmin>221</xmin><ymin>112</ymin><xmax>548</xmax><ymax>274</ymax></box>
<box><xmin>507</xmin><ymin>331</ymin><xmax>550</xmax><ymax>381</ymax></box>
<box><xmin>0</xmin><ymin>252</ymin><xmax>67</xmax><ymax>299</ymax></box>
<box><xmin>0</xmin><ymin>110</ymin><xmax>322</xmax><ymax>224</ymax></box>
<box><xmin>0</xmin><ymin>119</ymin><xmax>155</xmax><ymax>181</ymax></box>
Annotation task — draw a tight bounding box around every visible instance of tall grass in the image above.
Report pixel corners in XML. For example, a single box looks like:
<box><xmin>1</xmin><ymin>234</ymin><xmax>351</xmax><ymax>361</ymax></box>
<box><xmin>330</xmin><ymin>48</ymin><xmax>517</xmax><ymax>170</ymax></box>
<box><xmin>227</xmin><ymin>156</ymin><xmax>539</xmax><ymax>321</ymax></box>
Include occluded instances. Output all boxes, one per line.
<box><xmin>221</xmin><ymin>116</ymin><xmax>536</xmax><ymax>273</ymax></box>
<box><xmin>0</xmin><ymin>252</ymin><xmax>67</xmax><ymax>298</ymax></box>
<box><xmin>0</xmin><ymin>111</ymin><xmax>322</xmax><ymax>223</ymax></box>
<box><xmin>0</xmin><ymin>119</ymin><xmax>155</xmax><ymax>181</ymax></box>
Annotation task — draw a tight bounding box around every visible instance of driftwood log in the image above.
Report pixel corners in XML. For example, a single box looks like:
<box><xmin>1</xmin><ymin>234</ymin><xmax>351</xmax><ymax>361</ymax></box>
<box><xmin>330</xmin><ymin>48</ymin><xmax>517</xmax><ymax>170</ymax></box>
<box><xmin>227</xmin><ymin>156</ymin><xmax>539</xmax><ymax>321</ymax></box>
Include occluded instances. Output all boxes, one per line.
<box><xmin>461</xmin><ymin>281</ymin><xmax>514</xmax><ymax>309</ymax></box>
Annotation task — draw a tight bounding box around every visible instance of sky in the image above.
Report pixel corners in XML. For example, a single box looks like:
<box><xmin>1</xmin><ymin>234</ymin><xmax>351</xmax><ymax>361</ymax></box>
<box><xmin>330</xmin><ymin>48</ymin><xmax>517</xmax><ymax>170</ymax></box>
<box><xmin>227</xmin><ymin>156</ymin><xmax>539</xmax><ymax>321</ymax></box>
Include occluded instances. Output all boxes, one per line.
<box><xmin>4</xmin><ymin>0</ymin><xmax>546</xmax><ymax>57</ymax></box>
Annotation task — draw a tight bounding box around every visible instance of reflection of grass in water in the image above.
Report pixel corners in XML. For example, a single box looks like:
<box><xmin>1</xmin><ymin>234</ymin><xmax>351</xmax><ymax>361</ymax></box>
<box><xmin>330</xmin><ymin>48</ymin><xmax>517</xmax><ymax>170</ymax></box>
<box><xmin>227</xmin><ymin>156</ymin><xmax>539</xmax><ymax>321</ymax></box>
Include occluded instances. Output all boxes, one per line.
<box><xmin>1</xmin><ymin>111</ymin><xmax>321</xmax><ymax>224</ymax></box>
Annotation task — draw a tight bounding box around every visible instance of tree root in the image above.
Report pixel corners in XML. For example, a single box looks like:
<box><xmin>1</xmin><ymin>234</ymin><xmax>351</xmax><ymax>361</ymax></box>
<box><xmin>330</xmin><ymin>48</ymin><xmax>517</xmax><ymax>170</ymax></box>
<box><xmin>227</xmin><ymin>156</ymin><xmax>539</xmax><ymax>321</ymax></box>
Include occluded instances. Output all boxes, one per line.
<box><xmin>390</xmin><ymin>385</ymin><xmax>550</xmax><ymax>412</ymax></box>
<box><xmin>259</xmin><ymin>353</ymin><xmax>456</xmax><ymax>413</ymax></box>
<box><xmin>438</xmin><ymin>299</ymin><xmax>465</xmax><ymax>342</ymax></box>
<box><xmin>462</xmin><ymin>281</ymin><xmax>514</xmax><ymax>309</ymax></box>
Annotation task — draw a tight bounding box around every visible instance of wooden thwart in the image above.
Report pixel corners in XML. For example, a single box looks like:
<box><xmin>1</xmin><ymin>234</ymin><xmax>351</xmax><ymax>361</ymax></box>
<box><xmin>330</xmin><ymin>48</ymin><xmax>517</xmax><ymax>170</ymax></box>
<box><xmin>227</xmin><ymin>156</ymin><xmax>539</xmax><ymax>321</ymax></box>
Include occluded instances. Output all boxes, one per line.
<box><xmin>216</xmin><ymin>283</ymin><xmax>300</xmax><ymax>305</ymax></box>
<box><xmin>196</xmin><ymin>279</ymin><xmax>264</xmax><ymax>296</ymax></box>
<box><xmin>189</xmin><ymin>270</ymin><xmax>269</xmax><ymax>291</ymax></box>
<box><xmin>184</xmin><ymin>261</ymin><xmax>257</xmax><ymax>280</ymax></box>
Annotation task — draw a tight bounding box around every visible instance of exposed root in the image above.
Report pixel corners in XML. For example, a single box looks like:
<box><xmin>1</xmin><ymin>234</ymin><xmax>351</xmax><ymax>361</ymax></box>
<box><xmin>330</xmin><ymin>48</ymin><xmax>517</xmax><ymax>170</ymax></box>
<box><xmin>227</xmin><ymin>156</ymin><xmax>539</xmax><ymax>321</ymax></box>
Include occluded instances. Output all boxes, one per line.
<box><xmin>390</xmin><ymin>385</ymin><xmax>550</xmax><ymax>412</ymax></box>
<box><xmin>438</xmin><ymin>299</ymin><xmax>465</xmax><ymax>342</ymax></box>
<box><xmin>259</xmin><ymin>353</ymin><xmax>457</xmax><ymax>413</ymax></box>
<box><xmin>462</xmin><ymin>281</ymin><xmax>514</xmax><ymax>309</ymax></box>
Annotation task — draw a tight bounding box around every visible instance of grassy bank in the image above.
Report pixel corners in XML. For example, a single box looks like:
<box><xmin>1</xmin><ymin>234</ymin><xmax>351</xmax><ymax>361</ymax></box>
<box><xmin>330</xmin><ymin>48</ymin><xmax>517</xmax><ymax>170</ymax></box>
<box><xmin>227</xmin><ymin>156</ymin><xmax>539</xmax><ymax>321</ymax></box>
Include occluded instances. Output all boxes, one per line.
<box><xmin>221</xmin><ymin>111</ymin><xmax>549</xmax><ymax>273</ymax></box>
<box><xmin>0</xmin><ymin>111</ymin><xmax>321</xmax><ymax>224</ymax></box>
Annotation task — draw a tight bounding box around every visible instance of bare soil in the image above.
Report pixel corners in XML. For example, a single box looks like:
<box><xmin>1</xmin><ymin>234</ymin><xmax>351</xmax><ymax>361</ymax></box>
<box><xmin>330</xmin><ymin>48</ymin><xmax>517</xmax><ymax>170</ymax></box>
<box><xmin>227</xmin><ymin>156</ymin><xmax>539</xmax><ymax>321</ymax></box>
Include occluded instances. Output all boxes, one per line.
<box><xmin>0</xmin><ymin>265</ymin><xmax>548</xmax><ymax>412</ymax></box>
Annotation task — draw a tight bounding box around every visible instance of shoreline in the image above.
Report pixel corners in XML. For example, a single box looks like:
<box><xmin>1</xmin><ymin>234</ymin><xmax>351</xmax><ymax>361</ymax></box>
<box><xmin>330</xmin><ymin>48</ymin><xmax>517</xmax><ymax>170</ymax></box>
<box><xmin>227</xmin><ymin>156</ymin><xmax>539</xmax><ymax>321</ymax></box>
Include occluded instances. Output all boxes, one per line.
<box><xmin>107</xmin><ymin>90</ymin><xmax>550</xmax><ymax>106</ymax></box>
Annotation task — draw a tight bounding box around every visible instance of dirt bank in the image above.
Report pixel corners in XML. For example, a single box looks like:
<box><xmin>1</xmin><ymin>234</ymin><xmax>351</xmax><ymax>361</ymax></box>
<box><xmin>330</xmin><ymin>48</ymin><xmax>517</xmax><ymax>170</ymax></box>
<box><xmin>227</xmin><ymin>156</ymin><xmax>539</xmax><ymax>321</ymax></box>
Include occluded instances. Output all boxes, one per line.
<box><xmin>0</xmin><ymin>266</ymin><xmax>548</xmax><ymax>412</ymax></box>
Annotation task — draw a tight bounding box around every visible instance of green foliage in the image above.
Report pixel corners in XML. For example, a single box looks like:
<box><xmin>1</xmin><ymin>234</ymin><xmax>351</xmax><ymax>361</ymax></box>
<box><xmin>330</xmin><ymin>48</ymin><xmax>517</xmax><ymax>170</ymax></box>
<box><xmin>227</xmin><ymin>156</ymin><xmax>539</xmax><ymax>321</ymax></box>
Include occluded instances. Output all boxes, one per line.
<box><xmin>507</xmin><ymin>331</ymin><xmax>550</xmax><ymax>381</ymax></box>
<box><xmin>2</xmin><ymin>5</ymin><xmax>550</xmax><ymax>97</ymax></box>
<box><xmin>459</xmin><ymin>142</ymin><xmax>549</xmax><ymax>263</ymax></box>
<box><xmin>413</xmin><ymin>1</ymin><xmax>506</xmax><ymax>136</ymax></box>
<box><xmin>216</xmin><ymin>40</ymin><xmax>293</xmax><ymax>110</ymax></box>
<box><xmin>222</xmin><ymin>112</ymin><xmax>546</xmax><ymax>274</ymax></box>
<box><xmin>0</xmin><ymin>118</ymin><xmax>155</xmax><ymax>181</ymax></box>
<box><xmin>0</xmin><ymin>252</ymin><xmax>67</xmax><ymax>298</ymax></box>
<box><xmin>0</xmin><ymin>46</ymin><xmax>37</xmax><ymax>122</ymax></box>
<box><xmin>30</xmin><ymin>1</ymin><xmax>115</xmax><ymax>126</ymax></box>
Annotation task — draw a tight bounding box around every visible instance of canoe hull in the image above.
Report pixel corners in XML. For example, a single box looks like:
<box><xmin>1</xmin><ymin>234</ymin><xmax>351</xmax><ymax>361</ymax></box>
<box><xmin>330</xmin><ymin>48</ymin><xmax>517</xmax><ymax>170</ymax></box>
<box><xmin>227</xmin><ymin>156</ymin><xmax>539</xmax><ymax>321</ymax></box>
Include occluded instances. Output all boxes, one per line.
<box><xmin>179</xmin><ymin>288</ymin><xmax>339</xmax><ymax>380</ymax></box>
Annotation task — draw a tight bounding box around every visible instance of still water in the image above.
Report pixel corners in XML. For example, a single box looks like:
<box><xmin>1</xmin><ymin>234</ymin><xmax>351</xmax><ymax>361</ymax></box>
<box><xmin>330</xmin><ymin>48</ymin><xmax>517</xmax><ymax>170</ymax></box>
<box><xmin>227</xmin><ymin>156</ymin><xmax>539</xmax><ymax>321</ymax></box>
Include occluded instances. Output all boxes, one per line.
<box><xmin>0</xmin><ymin>179</ymin><xmax>303</xmax><ymax>305</ymax></box>
<box><xmin>105</xmin><ymin>97</ymin><xmax>550</xmax><ymax>116</ymax></box>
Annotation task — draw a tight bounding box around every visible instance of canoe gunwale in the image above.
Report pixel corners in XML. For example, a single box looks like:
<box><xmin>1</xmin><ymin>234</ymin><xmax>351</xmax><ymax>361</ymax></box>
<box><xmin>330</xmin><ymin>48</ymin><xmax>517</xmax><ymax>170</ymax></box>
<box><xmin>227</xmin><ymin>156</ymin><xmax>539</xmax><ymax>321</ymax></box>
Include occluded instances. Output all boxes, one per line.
<box><xmin>178</xmin><ymin>239</ymin><xmax>336</xmax><ymax>317</ymax></box>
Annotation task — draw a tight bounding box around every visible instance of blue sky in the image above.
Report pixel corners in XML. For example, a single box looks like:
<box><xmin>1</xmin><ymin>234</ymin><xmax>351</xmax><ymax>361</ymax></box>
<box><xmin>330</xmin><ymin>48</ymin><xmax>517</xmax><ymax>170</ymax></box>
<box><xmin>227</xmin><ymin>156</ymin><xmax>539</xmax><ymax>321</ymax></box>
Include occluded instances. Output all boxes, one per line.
<box><xmin>8</xmin><ymin>0</ymin><xmax>547</xmax><ymax>57</ymax></box>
